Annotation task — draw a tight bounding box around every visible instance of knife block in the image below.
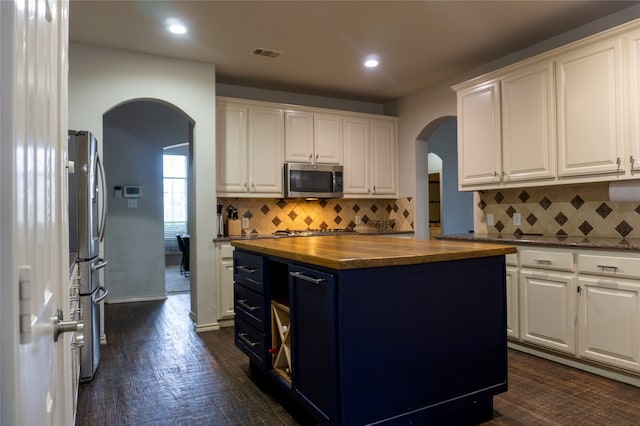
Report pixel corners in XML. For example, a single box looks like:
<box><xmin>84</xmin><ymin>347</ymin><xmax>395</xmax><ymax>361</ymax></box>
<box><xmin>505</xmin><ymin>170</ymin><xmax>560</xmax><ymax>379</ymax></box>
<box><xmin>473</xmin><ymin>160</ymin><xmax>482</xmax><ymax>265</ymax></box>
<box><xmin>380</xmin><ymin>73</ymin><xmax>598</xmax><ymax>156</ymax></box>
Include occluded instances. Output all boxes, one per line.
<box><xmin>227</xmin><ymin>219</ymin><xmax>242</xmax><ymax>236</ymax></box>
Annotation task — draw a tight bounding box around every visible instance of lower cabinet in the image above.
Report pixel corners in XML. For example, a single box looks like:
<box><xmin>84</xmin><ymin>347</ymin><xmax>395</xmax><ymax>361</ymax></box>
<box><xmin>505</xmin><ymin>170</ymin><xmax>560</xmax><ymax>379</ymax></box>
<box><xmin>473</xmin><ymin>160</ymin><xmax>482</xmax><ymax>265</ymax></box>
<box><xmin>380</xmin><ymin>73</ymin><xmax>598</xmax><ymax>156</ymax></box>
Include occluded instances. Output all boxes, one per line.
<box><xmin>289</xmin><ymin>265</ymin><xmax>337</xmax><ymax>423</ymax></box>
<box><xmin>505</xmin><ymin>245</ymin><xmax>640</xmax><ymax>378</ymax></box>
<box><xmin>519</xmin><ymin>268</ymin><xmax>576</xmax><ymax>354</ymax></box>
<box><xmin>216</xmin><ymin>243</ymin><xmax>235</xmax><ymax>323</ymax></box>
<box><xmin>577</xmin><ymin>276</ymin><xmax>640</xmax><ymax>372</ymax></box>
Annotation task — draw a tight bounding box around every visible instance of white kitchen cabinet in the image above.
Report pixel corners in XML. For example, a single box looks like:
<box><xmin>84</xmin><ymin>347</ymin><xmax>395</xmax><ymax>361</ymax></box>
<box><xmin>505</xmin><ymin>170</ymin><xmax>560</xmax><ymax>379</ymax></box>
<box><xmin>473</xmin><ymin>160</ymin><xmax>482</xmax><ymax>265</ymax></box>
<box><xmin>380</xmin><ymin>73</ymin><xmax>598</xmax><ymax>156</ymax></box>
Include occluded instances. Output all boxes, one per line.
<box><xmin>456</xmin><ymin>80</ymin><xmax>502</xmax><ymax>187</ymax></box>
<box><xmin>555</xmin><ymin>35</ymin><xmax>625</xmax><ymax>177</ymax></box>
<box><xmin>217</xmin><ymin>243</ymin><xmax>235</xmax><ymax>324</ymax></box>
<box><xmin>343</xmin><ymin>116</ymin><xmax>397</xmax><ymax>197</ymax></box>
<box><xmin>627</xmin><ymin>28</ymin><xmax>640</xmax><ymax>173</ymax></box>
<box><xmin>217</xmin><ymin>100</ymin><xmax>284</xmax><ymax>197</ymax></box>
<box><xmin>284</xmin><ymin>110</ymin><xmax>342</xmax><ymax>164</ymax></box>
<box><xmin>505</xmin><ymin>265</ymin><xmax>519</xmax><ymax>339</ymax></box>
<box><xmin>501</xmin><ymin>61</ymin><xmax>556</xmax><ymax>182</ymax></box>
<box><xmin>519</xmin><ymin>248</ymin><xmax>576</xmax><ymax>355</ymax></box>
<box><xmin>576</xmin><ymin>251</ymin><xmax>640</xmax><ymax>372</ymax></box>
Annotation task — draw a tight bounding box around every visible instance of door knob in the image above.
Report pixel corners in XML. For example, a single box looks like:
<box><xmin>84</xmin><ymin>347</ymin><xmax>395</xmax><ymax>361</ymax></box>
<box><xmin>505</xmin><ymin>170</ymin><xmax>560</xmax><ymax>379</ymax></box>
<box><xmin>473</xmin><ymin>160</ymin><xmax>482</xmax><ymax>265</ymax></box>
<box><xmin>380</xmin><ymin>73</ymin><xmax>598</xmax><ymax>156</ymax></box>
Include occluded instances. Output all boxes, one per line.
<box><xmin>52</xmin><ymin>309</ymin><xmax>84</xmax><ymax>342</ymax></box>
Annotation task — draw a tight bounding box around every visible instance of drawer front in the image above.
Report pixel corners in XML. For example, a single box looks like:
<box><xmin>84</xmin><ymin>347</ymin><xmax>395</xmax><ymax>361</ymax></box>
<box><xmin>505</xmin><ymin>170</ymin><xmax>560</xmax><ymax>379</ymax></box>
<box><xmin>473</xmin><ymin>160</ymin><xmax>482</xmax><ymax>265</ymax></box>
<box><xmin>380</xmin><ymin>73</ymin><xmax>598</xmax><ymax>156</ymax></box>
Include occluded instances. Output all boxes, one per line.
<box><xmin>234</xmin><ymin>283</ymin><xmax>268</xmax><ymax>331</ymax></box>
<box><xmin>520</xmin><ymin>249</ymin><xmax>574</xmax><ymax>272</ymax></box>
<box><xmin>505</xmin><ymin>253</ymin><xmax>518</xmax><ymax>266</ymax></box>
<box><xmin>235</xmin><ymin>316</ymin><xmax>269</xmax><ymax>368</ymax></box>
<box><xmin>578</xmin><ymin>253</ymin><xmax>640</xmax><ymax>279</ymax></box>
<box><xmin>234</xmin><ymin>251</ymin><xmax>265</xmax><ymax>293</ymax></box>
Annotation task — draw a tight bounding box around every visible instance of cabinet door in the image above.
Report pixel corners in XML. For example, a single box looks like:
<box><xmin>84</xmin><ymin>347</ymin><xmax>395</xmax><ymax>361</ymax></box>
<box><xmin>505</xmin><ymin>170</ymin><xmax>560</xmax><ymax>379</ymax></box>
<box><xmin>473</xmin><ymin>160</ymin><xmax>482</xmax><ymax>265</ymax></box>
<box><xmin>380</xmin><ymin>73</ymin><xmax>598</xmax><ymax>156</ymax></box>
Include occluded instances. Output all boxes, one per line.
<box><xmin>248</xmin><ymin>106</ymin><xmax>284</xmax><ymax>194</ymax></box>
<box><xmin>342</xmin><ymin>117</ymin><xmax>370</xmax><ymax>195</ymax></box>
<box><xmin>520</xmin><ymin>269</ymin><xmax>576</xmax><ymax>354</ymax></box>
<box><xmin>457</xmin><ymin>80</ymin><xmax>502</xmax><ymax>187</ymax></box>
<box><xmin>501</xmin><ymin>62</ymin><xmax>556</xmax><ymax>182</ymax></box>
<box><xmin>314</xmin><ymin>113</ymin><xmax>343</xmax><ymax>164</ymax></box>
<box><xmin>506</xmin><ymin>266</ymin><xmax>519</xmax><ymax>339</ymax></box>
<box><xmin>290</xmin><ymin>265</ymin><xmax>337</xmax><ymax>423</ymax></box>
<box><xmin>628</xmin><ymin>29</ymin><xmax>640</xmax><ymax>173</ymax></box>
<box><xmin>370</xmin><ymin>119</ymin><xmax>397</xmax><ymax>196</ymax></box>
<box><xmin>284</xmin><ymin>110</ymin><xmax>314</xmax><ymax>163</ymax></box>
<box><xmin>556</xmin><ymin>36</ymin><xmax>624</xmax><ymax>177</ymax></box>
<box><xmin>217</xmin><ymin>244</ymin><xmax>235</xmax><ymax>321</ymax></box>
<box><xmin>577</xmin><ymin>277</ymin><xmax>640</xmax><ymax>372</ymax></box>
<box><xmin>216</xmin><ymin>102</ymin><xmax>248</xmax><ymax>193</ymax></box>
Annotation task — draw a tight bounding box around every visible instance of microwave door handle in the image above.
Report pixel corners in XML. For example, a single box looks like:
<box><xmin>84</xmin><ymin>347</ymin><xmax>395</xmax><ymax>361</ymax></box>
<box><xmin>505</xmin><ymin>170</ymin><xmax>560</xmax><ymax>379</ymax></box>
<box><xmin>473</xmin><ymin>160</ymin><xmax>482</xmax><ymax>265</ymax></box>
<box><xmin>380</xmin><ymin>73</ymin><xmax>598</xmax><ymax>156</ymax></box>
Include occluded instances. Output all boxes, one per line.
<box><xmin>96</xmin><ymin>153</ymin><xmax>107</xmax><ymax>243</ymax></box>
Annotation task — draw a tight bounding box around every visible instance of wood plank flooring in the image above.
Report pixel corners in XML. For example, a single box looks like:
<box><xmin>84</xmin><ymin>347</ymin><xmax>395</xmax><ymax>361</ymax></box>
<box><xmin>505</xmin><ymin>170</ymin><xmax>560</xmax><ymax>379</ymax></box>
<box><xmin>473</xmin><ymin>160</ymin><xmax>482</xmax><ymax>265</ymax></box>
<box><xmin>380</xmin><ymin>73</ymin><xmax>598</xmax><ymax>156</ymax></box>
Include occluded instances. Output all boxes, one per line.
<box><xmin>76</xmin><ymin>295</ymin><xmax>640</xmax><ymax>425</ymax></box>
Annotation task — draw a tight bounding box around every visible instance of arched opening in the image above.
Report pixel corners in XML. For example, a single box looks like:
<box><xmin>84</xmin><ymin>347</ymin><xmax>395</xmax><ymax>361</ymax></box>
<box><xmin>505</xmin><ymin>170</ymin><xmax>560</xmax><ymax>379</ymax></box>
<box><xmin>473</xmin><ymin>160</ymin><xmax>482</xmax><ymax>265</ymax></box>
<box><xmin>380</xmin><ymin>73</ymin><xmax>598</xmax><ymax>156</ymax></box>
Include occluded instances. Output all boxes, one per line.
<box><xmin>102</xmin><ymin>99</ymin><xmax>193</xmax><ymax>302</ymax></box>
<box><xmin>415</xmin><ymin>116</ymin><xmax>474</xmax><ymax>239</ymax></box>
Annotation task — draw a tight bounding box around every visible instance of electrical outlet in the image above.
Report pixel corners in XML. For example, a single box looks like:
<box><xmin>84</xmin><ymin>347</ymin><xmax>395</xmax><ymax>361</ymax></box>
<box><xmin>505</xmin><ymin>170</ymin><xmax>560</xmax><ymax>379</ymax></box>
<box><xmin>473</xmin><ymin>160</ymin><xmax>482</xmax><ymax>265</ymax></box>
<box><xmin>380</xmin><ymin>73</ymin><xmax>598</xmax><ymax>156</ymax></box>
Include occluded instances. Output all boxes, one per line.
<box><xmin>487</xmin><ymin>214</ymin><xmax>494</xmax><ymax>226</ymax></box>
<box><xmin>513</xmin><ymin>212</ymin><xmax>521</xmax><ymax>226</ymax></box>
<box><xmin>242</xmin><ymin>217</ymin><xmax>249</xmax><ymax>229</ymax></box>
<box><xmin>355</xmin><ymin>215</ymin><xmax>362</xmax><ymax>225</ymax></box>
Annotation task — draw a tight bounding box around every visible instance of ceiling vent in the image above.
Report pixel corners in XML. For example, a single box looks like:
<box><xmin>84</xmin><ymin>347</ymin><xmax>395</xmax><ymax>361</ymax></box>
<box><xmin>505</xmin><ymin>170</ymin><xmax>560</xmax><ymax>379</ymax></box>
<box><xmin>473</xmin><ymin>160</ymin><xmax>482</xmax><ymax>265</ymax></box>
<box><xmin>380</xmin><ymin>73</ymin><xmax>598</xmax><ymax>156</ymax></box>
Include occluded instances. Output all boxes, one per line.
<box><xmin>251</xmin><ymin>48</ymin><xmax>283</xmax><ymax>58</ymax></box>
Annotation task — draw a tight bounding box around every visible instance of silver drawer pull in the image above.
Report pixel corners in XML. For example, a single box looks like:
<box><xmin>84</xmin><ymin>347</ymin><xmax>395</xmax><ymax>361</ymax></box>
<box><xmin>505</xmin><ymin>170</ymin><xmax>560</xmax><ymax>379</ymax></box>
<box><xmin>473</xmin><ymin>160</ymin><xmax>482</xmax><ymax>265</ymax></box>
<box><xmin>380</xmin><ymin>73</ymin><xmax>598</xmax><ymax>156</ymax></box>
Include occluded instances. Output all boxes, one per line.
<box><xmin>597</xmin><ymin>265</ymin><xmax>619</xmax><ymax>272</ymax></box>
<box><xmin>237</xmin><ymin>299</ymin><xmax>259</xmax><ymax>311</ymax></box>
<box><xmin>534</xmin><ymin>259</ymin><xmax>552</xmax><ymax>265</ymax></box>
<box><xmin>236</xmin><ymin>265</ymin><xmax>257</xmax><ymax>274</ymax></box>
<box><xmin>290</xmin><ymin>271</ymin><xmax>326</xmax><ymax>284</ymax></box>
<box><xmin>238</xmin><ymin>332</ymin><xmax>259</xmax><ymax>348</ymax></box>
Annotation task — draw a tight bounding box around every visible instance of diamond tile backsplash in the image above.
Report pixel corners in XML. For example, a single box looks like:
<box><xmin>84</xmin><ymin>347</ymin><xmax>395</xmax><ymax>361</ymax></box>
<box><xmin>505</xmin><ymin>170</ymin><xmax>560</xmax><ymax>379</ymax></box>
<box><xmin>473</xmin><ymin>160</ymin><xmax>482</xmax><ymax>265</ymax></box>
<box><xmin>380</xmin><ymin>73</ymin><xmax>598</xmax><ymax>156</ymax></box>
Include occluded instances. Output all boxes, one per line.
<box><xmin>476</xmin><ymin>182</ymin><xmax>640</xmax><ymax>238</ymax></box>
<box><xmin>217</xmin><ymin>197</ymin><xmax>414</xmax><ymax>237</ymax></box>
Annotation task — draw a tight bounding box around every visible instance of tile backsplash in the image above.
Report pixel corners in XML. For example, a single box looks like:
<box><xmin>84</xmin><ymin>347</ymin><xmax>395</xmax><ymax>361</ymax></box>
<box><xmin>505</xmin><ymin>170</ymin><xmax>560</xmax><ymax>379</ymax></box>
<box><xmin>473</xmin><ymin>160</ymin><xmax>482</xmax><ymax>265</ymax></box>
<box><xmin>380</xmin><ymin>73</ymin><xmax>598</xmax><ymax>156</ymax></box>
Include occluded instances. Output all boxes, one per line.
<box><xmin>217</xmin><ymin>197</ymin><xmax>414</xmax><ymax>237</ymax></box>
<box><xmin>476</xmin><ymin>182</ymin><xmax>640</xmax><ymax>238</ymax></box>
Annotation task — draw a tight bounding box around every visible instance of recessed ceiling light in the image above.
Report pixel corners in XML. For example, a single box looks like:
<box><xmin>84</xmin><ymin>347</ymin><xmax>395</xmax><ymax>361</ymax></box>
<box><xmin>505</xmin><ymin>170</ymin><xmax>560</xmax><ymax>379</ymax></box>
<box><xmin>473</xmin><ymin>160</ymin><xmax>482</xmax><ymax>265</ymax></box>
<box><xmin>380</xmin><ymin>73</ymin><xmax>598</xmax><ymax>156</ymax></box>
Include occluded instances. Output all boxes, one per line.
<box><xmin>364</xmin><ymin>58</ymin><xmax>379</xmax><ymax>68</ymax></box>
<box><xmin>166</xmin><ymin>18</ymin><xmax>187</xmax><ymax>35</ymax></box>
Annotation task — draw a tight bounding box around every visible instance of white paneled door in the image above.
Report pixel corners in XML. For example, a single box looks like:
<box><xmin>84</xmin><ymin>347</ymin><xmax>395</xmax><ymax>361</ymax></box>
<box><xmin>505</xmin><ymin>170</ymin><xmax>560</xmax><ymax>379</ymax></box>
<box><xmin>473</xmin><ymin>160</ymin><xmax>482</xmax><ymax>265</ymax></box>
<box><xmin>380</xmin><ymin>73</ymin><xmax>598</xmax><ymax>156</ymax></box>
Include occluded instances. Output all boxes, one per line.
<box><xmin>0</xmin><ymin>1</ymin><xmax>74</xmax><ymax>425</ymax></box>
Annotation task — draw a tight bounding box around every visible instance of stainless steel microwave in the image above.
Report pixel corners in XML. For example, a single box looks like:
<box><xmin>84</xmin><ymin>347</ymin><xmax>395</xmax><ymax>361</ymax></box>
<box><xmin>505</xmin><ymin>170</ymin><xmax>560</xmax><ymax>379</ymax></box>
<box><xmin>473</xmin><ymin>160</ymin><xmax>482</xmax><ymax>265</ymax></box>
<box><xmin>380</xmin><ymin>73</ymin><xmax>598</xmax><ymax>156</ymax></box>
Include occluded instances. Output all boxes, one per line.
<box><xmin>284</xmin><ymin>163</ymin><xmax>343</xmax><ymax>198</ymax></box>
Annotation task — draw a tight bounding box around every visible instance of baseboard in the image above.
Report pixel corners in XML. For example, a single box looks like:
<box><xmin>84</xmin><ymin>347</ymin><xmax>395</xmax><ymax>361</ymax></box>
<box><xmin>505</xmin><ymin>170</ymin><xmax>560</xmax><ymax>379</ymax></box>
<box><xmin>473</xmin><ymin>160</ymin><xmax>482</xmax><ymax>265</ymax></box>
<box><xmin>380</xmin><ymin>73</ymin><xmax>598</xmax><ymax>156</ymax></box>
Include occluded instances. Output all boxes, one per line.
<box><xmin>508</xmin><ymin>340</ymin><xmax>640</xmax><ymax>388</ymax></box>
<box><xmin>194</xmin><ymin>322</ymin><xmax>220</xmax><ymax>332</ymax></box>
<box><xmin>107</xmin><ymin>295</ymin><xmax>168</xmax><ymax>304</ymax></box>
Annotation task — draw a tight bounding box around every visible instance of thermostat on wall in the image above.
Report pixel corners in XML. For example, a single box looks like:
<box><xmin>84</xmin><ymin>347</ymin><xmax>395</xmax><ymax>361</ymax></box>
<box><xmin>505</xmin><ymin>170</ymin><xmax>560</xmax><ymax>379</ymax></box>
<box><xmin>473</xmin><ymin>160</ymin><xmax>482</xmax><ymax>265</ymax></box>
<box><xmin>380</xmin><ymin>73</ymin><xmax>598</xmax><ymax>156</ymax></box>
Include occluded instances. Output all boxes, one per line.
<box><xmin>123</xmin><ymin>185</ymin><xmax>141</xmax><ymax>198</ymax></box>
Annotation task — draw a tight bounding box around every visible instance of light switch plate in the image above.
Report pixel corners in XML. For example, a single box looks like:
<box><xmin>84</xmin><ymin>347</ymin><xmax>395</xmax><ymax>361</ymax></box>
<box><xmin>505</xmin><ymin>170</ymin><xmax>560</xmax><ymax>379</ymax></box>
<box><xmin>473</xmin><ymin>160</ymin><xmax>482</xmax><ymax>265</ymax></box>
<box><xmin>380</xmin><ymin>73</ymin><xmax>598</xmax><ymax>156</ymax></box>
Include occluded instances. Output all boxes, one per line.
<box><xmin>242</xmin><ymin>217</ymin><xmax>249</xmax><ymax>229</ymax></box>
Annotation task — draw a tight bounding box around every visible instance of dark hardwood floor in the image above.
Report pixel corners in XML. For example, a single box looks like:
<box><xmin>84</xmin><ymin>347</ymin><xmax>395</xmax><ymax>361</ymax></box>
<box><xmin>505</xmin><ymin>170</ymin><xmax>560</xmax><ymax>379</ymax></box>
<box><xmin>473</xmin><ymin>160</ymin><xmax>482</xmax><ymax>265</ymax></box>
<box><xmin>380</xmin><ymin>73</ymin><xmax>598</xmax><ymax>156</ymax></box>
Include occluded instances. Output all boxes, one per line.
<box><xmin>76</xmin><ymin>295</ymin><xmax>640</xmax><ymax>425</ymax></box>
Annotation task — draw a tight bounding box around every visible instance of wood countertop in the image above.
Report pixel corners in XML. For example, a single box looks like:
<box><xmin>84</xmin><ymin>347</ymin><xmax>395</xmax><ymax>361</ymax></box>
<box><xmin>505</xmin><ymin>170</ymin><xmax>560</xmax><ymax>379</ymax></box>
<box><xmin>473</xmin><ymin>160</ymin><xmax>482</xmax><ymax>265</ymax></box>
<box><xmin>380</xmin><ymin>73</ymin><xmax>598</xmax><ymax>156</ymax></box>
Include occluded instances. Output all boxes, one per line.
<box><xmin>231</xmin><ymin>235</ymin><xmax>516</xmax><ymax>270</ymax></box>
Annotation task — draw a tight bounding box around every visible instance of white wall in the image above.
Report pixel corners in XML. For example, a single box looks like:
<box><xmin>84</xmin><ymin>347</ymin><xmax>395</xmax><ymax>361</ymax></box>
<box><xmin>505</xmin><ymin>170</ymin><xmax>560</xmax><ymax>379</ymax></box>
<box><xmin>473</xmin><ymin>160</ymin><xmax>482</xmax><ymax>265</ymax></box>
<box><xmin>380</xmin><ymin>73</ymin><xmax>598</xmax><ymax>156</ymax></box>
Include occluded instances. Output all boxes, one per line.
<box><xmin>103</xmin><ymin>101</ymin><xmax>190</xmax><ymax>302</ymax></box>
<box><xmin>69</xmin><ymin>44</ymin><xmax>219</xmax><ymax>329</ymax></box>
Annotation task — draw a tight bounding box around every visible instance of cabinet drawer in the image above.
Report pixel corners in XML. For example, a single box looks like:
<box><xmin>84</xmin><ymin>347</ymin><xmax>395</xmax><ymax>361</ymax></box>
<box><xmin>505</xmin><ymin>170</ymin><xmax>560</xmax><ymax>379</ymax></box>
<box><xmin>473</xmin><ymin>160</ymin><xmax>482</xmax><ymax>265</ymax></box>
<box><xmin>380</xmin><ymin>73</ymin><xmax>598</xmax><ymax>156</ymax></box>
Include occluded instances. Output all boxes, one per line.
<box><xmin>234</xmin><ymin>283</ymin><xmax>268</xmax><ymax>331</ymax></box>
<box><xmin>234</xmin><ymin>251</ymin><xmax>265</xmax><ymax>293</ymax></box>
<box><xmin>520</xmin><ymin>249</ymin><xmax>574</xmax><ymax>272</ymax></box>
<box><xmin>235</xmin><ymin>316</ymin><xmax>269</xmax><ymax>368</ymax></box>
<box><xmin>505</xmin><ymin>253</ymin><xmax>518</xmax><ymax>266</ymax></box>
<box><xmin>578</xmin><ymin>253</ymin><xmax>640</xmax><ymax>279</ymax></box>
<box><xmin>220</xmin><ymin>244</ymin><xmax>234</xmax><ymax>259</ymax></box>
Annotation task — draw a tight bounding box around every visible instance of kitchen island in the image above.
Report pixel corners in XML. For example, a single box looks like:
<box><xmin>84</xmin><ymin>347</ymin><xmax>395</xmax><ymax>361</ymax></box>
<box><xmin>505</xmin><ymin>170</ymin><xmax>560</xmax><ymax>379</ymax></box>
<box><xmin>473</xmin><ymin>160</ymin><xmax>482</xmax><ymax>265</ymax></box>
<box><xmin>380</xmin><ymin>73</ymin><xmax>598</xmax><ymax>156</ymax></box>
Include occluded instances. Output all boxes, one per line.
<box><xmin>231</xmin><ymin>236</ymin><xmax>516</xmax><ymax>425</ymax></box>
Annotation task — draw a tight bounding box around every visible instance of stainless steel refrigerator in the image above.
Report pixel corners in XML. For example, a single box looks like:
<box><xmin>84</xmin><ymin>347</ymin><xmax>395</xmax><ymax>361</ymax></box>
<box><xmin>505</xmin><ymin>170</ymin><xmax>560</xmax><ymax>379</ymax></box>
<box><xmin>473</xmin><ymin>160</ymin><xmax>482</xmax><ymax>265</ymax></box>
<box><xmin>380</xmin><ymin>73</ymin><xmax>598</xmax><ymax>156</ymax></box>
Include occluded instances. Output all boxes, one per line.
<box><xmin>68</xmin><ymin>130</ymin><xmax>108</xmax><ymax>383</ymax></box>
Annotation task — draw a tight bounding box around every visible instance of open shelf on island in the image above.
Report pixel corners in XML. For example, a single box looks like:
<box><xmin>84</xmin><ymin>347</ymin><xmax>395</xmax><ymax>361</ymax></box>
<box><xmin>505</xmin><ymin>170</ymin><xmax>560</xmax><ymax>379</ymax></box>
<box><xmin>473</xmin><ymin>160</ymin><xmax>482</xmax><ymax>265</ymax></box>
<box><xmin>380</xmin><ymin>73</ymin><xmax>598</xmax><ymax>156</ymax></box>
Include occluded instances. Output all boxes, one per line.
<box><xmin>271</xmin><ymin>300</ymin><xmax>291</xmax><ymax>384</ymax></box>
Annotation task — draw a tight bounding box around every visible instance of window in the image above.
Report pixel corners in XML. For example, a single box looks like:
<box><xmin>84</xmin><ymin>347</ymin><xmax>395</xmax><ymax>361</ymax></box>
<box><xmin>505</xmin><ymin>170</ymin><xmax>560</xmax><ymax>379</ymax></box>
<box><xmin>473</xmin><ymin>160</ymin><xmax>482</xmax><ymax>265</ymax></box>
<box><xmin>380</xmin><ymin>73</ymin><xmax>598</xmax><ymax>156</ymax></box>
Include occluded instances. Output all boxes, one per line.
<box><xmin>163</xmin><ymin>154</ymin><xmax>187</xmax><ymax>253</ymax></box>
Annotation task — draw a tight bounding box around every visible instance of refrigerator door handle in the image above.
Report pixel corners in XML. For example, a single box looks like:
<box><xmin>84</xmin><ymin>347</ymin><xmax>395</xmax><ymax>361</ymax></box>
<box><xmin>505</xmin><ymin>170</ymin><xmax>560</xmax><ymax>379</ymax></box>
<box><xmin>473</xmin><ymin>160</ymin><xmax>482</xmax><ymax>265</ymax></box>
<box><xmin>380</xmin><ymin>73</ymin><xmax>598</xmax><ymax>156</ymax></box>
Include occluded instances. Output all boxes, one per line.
<box><xmin>91</xmin><ymin>258</ymin><xmax>108</xmax><ymax>271</ymax></box>
<box><xmin>92</xmin><ymin>286</ymin><xmax>109</xmax><ymax>304</ymax></box>
<box><xmin>96</xmin><ymin>153</ymin><xmax>107</xmax><ymax>243</ymax></box>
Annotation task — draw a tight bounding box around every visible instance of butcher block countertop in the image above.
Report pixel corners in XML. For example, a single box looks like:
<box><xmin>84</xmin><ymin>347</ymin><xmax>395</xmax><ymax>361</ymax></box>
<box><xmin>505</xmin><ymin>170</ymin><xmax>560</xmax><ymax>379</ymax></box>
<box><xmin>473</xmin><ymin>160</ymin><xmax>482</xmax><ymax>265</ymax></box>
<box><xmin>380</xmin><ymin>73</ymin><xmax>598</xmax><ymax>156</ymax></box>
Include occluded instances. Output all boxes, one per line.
<box><xmin>231</xmin><ymin>235</ymin><xmax>516</xmax><ymax>270</ymax></box>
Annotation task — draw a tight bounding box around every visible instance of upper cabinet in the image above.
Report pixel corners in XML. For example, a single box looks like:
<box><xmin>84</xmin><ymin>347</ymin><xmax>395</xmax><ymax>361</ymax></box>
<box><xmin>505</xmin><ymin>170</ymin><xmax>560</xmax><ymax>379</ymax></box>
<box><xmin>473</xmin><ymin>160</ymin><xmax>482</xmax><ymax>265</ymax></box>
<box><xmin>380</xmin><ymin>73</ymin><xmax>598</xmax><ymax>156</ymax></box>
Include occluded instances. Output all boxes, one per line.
<box><xmin>284</xmin><ymin>111</ymin><xmax>343</xmax><ymax>164</ymax></box>
<box><xmin>217</xmin><ymin>99</ymin><xmax>284</xmax><ymax>197</ymax></box>
<box><xmin>454</xmin><ymin>19</ymin><xmax>640</xmax><ymax>191</ymax></box>
<box><xmin>456</xmin><ymin>81</ymin><xmax>502</xmax><ymax>186</ymax></box>
<box><xmin>556</xmin><ymin>36</ymin><xmax>624</xmax><ymax>177</ymax></box>
<box><xmin>217</xmin><ymin>97</ymin><xmax>398</xmax><ymax>198</ymax></box>
<box><xmin>343</xmin><ymin>116</ymin><xmax>398</xmax><ymax>198</ymax></box>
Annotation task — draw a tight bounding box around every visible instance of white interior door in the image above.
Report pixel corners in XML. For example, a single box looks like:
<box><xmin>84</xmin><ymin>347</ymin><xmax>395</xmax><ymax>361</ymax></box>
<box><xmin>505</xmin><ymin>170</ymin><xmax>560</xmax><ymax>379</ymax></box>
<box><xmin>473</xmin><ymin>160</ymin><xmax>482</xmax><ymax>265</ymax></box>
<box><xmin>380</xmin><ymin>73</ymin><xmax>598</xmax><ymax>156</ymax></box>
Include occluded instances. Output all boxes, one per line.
<box><xmin>0</xmin><ymin>1</ymin><xmax>73</xmax><ymax>425</ymax></box>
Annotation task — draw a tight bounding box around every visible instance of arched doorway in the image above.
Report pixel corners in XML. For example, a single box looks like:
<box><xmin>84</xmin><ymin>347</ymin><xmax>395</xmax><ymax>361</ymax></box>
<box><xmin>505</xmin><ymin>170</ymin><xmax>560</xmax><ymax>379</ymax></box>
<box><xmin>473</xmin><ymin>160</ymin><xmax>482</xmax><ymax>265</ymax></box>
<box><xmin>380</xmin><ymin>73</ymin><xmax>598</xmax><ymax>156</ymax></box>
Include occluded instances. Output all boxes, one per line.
<box><xmin>102</xmin><ymin>99</ymin><xmax>193</xmax><ymax>302</ymax></box>
<box><xmin>415</xmin><ymin>117</ymin><xmax>473</xmax><ymax>239</ymax></box>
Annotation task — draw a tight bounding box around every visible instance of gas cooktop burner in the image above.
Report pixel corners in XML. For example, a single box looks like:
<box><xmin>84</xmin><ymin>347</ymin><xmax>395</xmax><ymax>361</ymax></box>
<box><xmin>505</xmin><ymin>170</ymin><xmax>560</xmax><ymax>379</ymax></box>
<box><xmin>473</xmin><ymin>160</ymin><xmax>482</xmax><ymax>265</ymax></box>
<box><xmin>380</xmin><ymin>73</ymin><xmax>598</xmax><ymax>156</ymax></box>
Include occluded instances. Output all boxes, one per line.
<box><xmin>273</xmin><ymin>228</ymin><xmax>356</xmax><ymax>236</ymax></box>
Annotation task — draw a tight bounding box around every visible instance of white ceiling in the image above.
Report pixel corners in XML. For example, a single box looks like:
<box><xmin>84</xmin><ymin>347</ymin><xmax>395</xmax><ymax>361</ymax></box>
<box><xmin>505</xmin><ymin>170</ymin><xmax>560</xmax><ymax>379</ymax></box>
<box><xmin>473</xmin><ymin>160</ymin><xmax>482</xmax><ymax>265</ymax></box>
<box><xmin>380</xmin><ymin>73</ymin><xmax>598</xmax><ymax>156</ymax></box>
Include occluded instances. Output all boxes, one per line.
<box><xmin>69</xmin><ymin>1</ymin><xmax>639</xmax><ymax>103</ymax></box>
